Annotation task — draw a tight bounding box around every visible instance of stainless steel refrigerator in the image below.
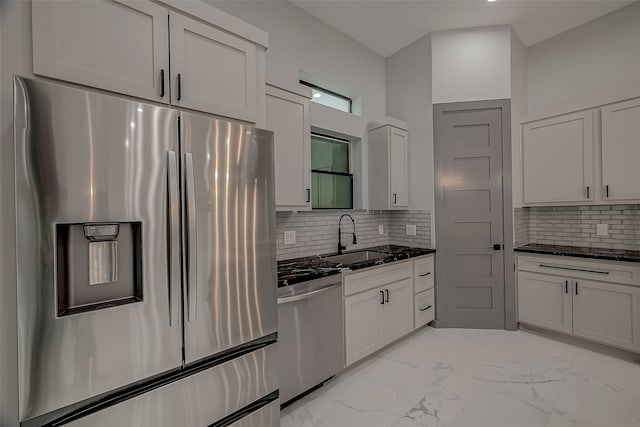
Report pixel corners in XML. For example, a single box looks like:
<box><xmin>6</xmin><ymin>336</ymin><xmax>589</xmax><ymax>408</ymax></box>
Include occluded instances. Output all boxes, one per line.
<box><xmin>14</xmin><ymin>76</ymin><xmax>278</xmax><ymax>426</ymax></box>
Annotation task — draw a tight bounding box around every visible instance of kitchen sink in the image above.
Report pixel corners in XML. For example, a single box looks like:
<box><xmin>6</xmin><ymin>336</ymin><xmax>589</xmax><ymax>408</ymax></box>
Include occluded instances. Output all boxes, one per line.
<box><xmin>321</xmin><ymin>250</ymin><xmax>389</xmax><ymax>265</ymax></box>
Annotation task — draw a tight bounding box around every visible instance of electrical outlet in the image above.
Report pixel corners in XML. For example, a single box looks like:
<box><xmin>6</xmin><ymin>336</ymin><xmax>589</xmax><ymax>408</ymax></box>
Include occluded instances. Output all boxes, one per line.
<box><xmin>406</xmin><ymin>224</ymin><xmax>417</xmax><ymax>236</ymax></box>
<box><xmin>378</xmin><ymin>224</ymin><xmax>384</xmax><ymax>235</ymax></box>
<box><xmin>596</xmin><ymin>223</ymin><xmax>609</xmax><ymax>236</ymax></box>
<box><xmin>284</xmin><ymin>230</ymin><xmax>296</xmax><ymax>245</ymax></box>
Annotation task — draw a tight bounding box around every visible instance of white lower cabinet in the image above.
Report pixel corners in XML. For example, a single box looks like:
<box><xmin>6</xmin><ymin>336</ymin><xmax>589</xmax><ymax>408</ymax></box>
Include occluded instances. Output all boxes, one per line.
<box><xmin>344</xmin><ymin>287</ymin><xmax>386</xmax><ymax>365</ymax></box>
<box><xmin>573</xmin><ymin>280</ymin><xmax>640</xmax><ymax>352</ymax></box>
<box><xmin>382</xmin><ymin>279</ymin><xmax>414</xmax><ymax>344</ymax></box>
<box><xmin>517</xmin><ymin>254</ymin><xmax>640</xmax><ymax>353</ymax></box>
<box><xmin>517</xmin><ymin>272</ymin><xmax>572</xmax><ymax>334</ymax></box>
<box><xmin>344</xmin><ymin>262</ymin><xmax>414</xmax><ymax>366</ymax></box>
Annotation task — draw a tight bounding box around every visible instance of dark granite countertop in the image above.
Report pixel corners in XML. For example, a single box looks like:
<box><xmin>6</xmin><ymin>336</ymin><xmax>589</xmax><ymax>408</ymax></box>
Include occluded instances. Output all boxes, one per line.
<box><xmin>277</xmin><ymin>245</ymin><xmax>436</xmax><ymax>288</ymax></box>
<box><xmin>515</xmin><ymin>243</ymin><xmax>640</xmax><ymax>263</ymax></box>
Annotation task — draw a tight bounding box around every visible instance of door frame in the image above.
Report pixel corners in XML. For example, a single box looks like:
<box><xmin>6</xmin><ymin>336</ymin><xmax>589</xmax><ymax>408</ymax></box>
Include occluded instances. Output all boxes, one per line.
<box><xmin>433</xmin><ymin>99</ymin><xmax>516</xmax><ymax>331</ymax></box>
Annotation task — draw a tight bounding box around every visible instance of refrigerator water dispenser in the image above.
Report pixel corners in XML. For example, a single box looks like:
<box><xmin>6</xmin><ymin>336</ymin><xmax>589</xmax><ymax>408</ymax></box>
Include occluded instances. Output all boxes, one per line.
<box><xmin>56</xmin><ymin>222</ymin><xmax>143</xmax><ymax>316</ymax></box>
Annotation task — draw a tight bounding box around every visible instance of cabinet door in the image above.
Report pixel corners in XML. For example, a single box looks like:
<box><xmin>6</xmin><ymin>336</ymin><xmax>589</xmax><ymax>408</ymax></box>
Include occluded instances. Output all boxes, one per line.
<box><xmin>266</xmin><ymin>86</ymin><xmax>311</xmax><ymax>210</ymax></box>
<box><xmin>517</xmin><ymin>272</ymin><xmax>573</xmax><ymax>334</ymax></box>
<box><xmin>522</xmin><ymin>111</ymin><xmax>593</xmax><ymax>204</ymax></box>
<box><xmin>389</xmin><ymin>127</ymin><xmax>409</xmax><ymax>207</ymax></box>
<box><xmin>573</xmin><ymin>280</ymin><xmax>640</xmax><ymax>352</ymax></box>
<box><xmin>382</xmin><ymin>278</ymin><xmax>414</xmax><ymax>344</ymax></box>
<box><xmin>170</xmin><ymin>12</ymin><xmax>257</xmax><ymax>122</ymax></box>
<box><xmin>602</xmin><ymin>98</ymin><xmax>640</xmax><ymax>201</ymax></box>
<box><xmin>344</xmin><ymin>288</ymin><xmax>385</xmax><ymax>366</ymax></box>
<box><xmin>32</xmin><ymin>0</ymin><xmax>169</xmax><ymax>103</ymax></box>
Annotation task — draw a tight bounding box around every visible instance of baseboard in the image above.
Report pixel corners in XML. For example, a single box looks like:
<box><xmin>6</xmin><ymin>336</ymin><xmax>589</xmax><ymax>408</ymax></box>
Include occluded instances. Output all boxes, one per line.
<box><xmin>520</xmin><ymin>323</ymin><xmax>640</xmax><ymax>362</ymax></box>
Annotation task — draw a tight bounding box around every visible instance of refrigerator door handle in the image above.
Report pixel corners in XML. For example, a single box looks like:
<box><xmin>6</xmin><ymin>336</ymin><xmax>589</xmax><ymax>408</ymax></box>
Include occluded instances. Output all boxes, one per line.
<box><xmin>185</xmin><ymin>152</ymin><xmax>198</xmax><ymax>322</ymax></box>
<box><xmin>167</xmin><ymin>151</ymin><xmax>180</xmax><ymax>327</ymax></box>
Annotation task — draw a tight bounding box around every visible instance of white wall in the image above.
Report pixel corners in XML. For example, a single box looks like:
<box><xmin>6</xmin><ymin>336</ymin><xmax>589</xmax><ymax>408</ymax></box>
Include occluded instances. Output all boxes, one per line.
<box><xmin>432</xmin><ymin>26</ymin><xmax>512</xmax><ymax>104</ymax></box>
<box><xmin>209</xmin><ymin>1</ymin><xmax>386</xmax><ymax>209</ymax></box>
<box><xmin>386</xmin><ymin>34</ymin><xmax>434</xmax><ymax>245</ymax></box>
<box><xmin>510</xmin><ymin>29</ymin><xmax>527</xmax><ymax>209</ymax></box>
<box><xmin>527</xmin><ymin>1</ymin><xmax>640</xmax><ymax>115</ymax></box>
<box><xmin>0</xmin><ymin>1</ymin><xmax>32</xmax><ymax>425</ymax></box>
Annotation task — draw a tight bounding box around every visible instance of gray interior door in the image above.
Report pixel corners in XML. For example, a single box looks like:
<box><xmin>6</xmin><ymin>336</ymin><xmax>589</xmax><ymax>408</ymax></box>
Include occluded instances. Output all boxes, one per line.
<box><xmin>435</xmin><ymin>106</ymin><xmax>505</xmax><ymax>329</ymax></box>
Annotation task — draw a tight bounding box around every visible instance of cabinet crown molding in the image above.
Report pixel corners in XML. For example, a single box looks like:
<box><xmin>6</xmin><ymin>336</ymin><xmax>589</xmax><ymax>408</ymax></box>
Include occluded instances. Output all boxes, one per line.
<box><xmin>155</xmin><ymin>0</ymin><xmax>269</xmax><ymax>48</ymax></box>
<box><xmin>367</xmin><ymin>116</ymin><xmax>408</xmax><ymax>132</ymax></box>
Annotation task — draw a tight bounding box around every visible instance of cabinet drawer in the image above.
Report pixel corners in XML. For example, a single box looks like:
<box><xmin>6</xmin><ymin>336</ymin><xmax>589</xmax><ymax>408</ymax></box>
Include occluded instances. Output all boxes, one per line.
<box><xmin>414</xmin><ymin>256</ymin><xmax>434</xmax><ymax>293</ymax></box>
<box><xmin>414</xmin><ymin>289</ymin><xmax>435</xmax><ymax>329</ymax></box>
<box><xmin>517</xmin><ymin>254</ymin><xmax>640</xmax><ymax>286</ymax></box>
<box><xmin>344</xmin><ymin>261</ymin><xmax>412</xmax><ymax>296</ymax></box>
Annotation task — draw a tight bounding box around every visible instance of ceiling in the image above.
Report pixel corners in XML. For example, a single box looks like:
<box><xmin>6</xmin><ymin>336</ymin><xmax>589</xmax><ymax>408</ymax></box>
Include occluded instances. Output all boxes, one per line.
<box><xmin>290</xmin><ymin>0</ymin><xmax>634</xmax><ymax>57</ymax></box>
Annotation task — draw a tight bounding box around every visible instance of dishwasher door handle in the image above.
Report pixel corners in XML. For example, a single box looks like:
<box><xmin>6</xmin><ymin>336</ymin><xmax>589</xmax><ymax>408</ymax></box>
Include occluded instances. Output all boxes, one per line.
<box><xmin>277</xmin><ymin>283</ymin><xmax>342</xmax><ymax>304</ymax></box>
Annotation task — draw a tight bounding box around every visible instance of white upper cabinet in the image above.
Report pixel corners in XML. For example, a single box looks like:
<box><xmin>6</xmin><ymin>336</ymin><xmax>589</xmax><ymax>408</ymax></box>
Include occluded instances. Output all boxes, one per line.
<box><xmin>601</xmin><ymin>98</ymin><xmax>640</xmax><ymax>201</ymax></box>
<box><xmin>32</xmin><ymin>0</ymin><xmax>266</xmax><ymax>122</ymax></box>
<box><xmin>522</xmin><ymin>111</ymin><xmax>594</xmax><ymax>204</ymax></box>
<box><xmin>32</xmin><ymin>0</ymin><xmax>169</xmax><ymax>103</ymax></box>
<box><xmin>368</xmin><ymin>120</ymin><xmax>409</xmax><ymax>210</ymax></box>
<box><xmin>265</xmin><ymin>84</ymin><xmax>311</xmax><ymax>211</ymax></box>
<box><xmin>169</xmin><ymin>12</ymin><xmax>258</xmax><ymax>122</ymax></box>
<box><xmin>389</xmin><ymin>128</ymin><xmax>409</xmax><ymax>208</ymax></box>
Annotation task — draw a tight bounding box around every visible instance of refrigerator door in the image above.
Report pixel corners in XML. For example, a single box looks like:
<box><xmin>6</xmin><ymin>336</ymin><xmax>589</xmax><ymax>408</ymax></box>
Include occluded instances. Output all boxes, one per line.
<box><xmin>181</xmin><ymin>112</ymin><xmax>277</xmax><ymax>364</ymax></box>
<box><xmin>14</xmin><ymin>77</ymin><xmax>183</xmax><ymax>421</ymax></box>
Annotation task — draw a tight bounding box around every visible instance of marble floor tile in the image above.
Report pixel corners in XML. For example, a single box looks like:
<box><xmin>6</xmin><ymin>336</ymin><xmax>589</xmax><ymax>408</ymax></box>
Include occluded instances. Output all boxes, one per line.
<box><xmin>281</xmin><ymin>327</ymin><xmax>640</xmax><ymax>427</ymax></box>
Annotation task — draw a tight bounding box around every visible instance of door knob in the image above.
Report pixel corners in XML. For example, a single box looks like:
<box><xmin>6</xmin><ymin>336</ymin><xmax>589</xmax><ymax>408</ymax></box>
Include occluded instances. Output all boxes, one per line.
<box><xmin>491</xmin><ymin>244</ymin><xmax>502</xmax><ymax>250</ymax></box>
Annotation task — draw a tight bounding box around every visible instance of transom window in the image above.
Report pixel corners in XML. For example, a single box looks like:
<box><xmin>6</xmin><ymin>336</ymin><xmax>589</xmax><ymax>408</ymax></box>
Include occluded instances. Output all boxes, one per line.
<box><xmin>300</xmin><ymin>81</ymin><xmax>352</xmax><ymax>113</ymax></box>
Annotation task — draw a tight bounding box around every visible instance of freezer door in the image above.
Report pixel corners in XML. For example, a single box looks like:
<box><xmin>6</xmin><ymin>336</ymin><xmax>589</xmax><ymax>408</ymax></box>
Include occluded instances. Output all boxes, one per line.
<box><xmin>61</xmin><ymin>344</ymin><xmax>279</xmax><ymax>427</ymax></box>
<box><xmin>14</xmin><ymin>77</ymin><xmax>183</xmax><ymax>421</ymax></box>
<box><xmin>181</xmin><ymin>112</ymin><xmax>277</xmax><ymax>364</ymax></box>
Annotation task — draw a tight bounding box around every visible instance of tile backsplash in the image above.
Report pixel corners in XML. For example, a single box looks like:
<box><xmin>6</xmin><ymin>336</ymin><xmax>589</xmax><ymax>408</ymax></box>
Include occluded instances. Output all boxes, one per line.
<box><xmin>276</xmin><ymin>210</ymin><xmax>431</xmax><ymax>260</ymax></box>
<box><xmin>515</xmin><ymin>205</ymin><xmax>640</xmax><ymax>251</ymax></box>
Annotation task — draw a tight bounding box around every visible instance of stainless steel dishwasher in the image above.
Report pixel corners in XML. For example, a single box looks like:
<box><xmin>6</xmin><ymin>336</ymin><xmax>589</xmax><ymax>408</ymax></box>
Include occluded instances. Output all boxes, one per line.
<box><xmin>277</xmin><ymin>275</ymin><xmax>344</xmax><ymax>406</ymax></box>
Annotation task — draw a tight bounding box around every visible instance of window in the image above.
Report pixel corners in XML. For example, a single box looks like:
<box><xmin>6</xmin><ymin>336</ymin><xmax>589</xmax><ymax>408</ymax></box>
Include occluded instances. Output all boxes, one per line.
<box><xmin>311</xmin><ymin>134</ymin><xmax>353</xmax><ymax>209</ymax></box>
<box><xmin>300</xmin><ymin>81</ymin><xmax>352</xmax><ymax>113</ymax></box>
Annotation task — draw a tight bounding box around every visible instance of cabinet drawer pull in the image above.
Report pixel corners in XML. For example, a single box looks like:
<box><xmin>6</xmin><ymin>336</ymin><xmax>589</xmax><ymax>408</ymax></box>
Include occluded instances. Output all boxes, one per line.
<box><xmin>177</xmin><ymin>73</ymin><xmax>182</xmax><ymax>101</ymax></box>
<box><xmin>385</xmin><ymin>289</ymin><xmax>389</xmax><ymax>303</ymax></box>
<box><xmin>380</xmin><ymin>290</ymin><xmax>385</xmax><ymax>305</ymax></box>
<box><xmin>538</xmin><ymin>264</ymin><xmax>609</xmax><ymax>275</ymax></box>
<box><xmin>160</xmin><ymin>69</ymin><xmax>165</xmax><ymax>98</ymax></box>
<box><xmin>419</xmin><ymin>305</ymin><xmax>432</xmax><ymax>312</ymax></box>
<box><xmin>419</xmin><ymin>272</ymin><xmax>431</xmax><ymax>277</ymax></box>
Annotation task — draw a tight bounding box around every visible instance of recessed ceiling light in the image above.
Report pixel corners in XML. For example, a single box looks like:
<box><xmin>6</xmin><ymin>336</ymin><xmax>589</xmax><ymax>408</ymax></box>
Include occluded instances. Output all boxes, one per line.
<box><xmin>313</xmin><ymin>93</ymin><xmax>322</xmax><ymax>98</ymax></box>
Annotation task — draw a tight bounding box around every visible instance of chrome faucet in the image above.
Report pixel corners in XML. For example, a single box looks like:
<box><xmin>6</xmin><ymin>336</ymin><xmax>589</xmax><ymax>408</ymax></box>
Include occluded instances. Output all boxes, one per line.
<box><xmin>338</xmin><ymin>214</ymin><xmax>357</xmax><ymax>255</ymax></box>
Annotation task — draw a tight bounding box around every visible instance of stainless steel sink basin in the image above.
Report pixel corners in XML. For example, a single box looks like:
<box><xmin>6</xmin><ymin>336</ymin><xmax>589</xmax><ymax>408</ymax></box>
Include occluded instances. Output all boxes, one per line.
<box><xmin>322</xmin><ymin>250</ymin><xmax>388</xmax><ymax>265</ymax></box>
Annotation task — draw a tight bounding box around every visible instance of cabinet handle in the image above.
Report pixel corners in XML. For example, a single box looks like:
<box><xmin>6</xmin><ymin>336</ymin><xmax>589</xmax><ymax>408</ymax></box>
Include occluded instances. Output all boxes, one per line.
<box><xmin>565</xmin><ymin>280</ymin><xmax>568</xmax><ymax>294</ymax></box>
<box><xmin>177</xmin><ymin>73</ymin><xmax>182</xmax><ymax>101</ymax></box>
<box><xmin>538</xmin><ymin>264</ymin><xmax>609</xmax><ymax>275</ymax></box>
<box><xmin>393</xmin><ymin>193</ymin><xmax>397</xmax><ymax>205</ymax></box>
<box><xmin>586</xmin><ymin>186</ymin><xmax>590</xmax><ymax>199</ymax></box>
<box><xmin>419</xmin><ymin>305</ymin><xmax>432</xmax><ymax>312</ymax></box>
<box><xmin>385</xmin><ymin>289</ymin><xmax>389</xmax><ymax>303</ymax></box>
<box><xmin>605</xmin><ymin>185</ymin><xmax>610</xmax><ymax>198</ymax></box>
<box><xmin>575</xmin><ymin>281</ymin><xmax>579</xmax><ymax>295</ymax></box>
<box><xmin>160</xmin><ymin>69</ymin><xmax>165</xmax><ymax>98</ymax></box>
<box><xmin>380</xmin><ymin>290</ymin><xmax>385</xmax><ymax>305</ymax></box>
<box><xmin>419</xmin><ymin>272</ymin><xmax>431</xmax><ymax>277</ymax></box>
<box><xmin>306</xmin><ymin>188</ymin><xmax>310</xmax><ymax>203</ymax></box>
